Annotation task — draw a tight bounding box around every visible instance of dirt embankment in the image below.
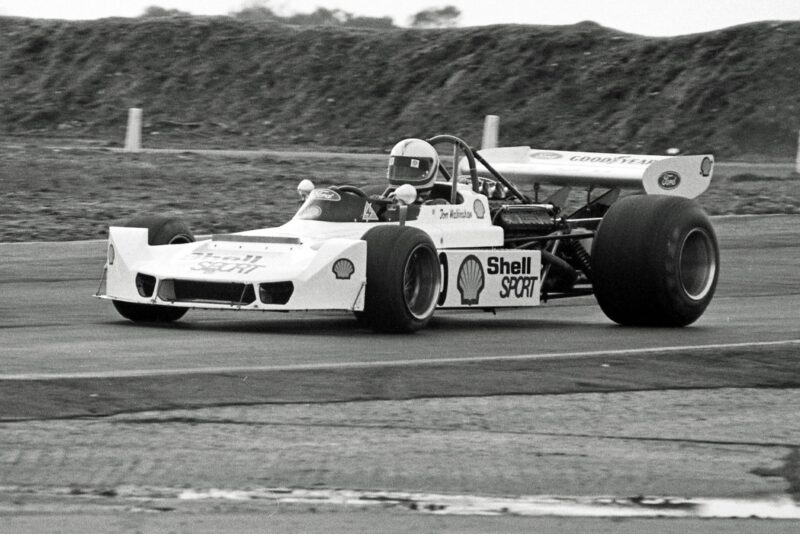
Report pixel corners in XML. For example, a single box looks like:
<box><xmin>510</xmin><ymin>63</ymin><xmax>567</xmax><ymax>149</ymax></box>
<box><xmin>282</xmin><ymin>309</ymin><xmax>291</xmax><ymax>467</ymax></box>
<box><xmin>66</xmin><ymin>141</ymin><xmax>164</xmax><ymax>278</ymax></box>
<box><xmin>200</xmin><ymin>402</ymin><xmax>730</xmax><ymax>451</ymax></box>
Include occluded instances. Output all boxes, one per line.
<box><xmin>1</xmin><ymin>16</ymin><xmax>799</xmax><ymax>158</ymax></box>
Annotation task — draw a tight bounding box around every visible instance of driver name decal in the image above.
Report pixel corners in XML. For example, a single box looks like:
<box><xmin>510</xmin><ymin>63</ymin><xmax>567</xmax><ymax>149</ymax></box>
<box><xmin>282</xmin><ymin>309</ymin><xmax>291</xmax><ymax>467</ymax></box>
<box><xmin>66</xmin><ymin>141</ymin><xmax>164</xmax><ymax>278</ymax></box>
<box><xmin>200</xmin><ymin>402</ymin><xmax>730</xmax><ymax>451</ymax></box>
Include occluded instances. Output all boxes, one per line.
<box><xmin>440</xmin><ymin>208</ymin><xmax>473</xmax><ymax>220</ymax></box>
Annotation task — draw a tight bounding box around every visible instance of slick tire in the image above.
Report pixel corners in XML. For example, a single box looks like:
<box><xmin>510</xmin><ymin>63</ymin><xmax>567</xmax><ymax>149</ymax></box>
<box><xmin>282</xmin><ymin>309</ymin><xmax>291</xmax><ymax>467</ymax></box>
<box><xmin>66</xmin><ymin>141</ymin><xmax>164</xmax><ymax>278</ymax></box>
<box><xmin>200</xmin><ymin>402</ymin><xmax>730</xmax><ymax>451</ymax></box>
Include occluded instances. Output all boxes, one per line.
<box><xmin>113</xmin><ymin>300</ymin><xmax>188</xmax><ymax>323</ymax></box>
<box><xmin>591</xmin><ymin>195</ymin><xmax>719</xmax><ymax>327</ymax></box>
<box><xmin>111</xmin><ymin>215</ymin><xmax>195</xmax><ymax>324</ymax></box>
<box><xmin>360</xmin><ymin>225</ymin><xmax>441</xmax><ymax>333</ymax></box>
<box><xmin>123</xmin><ymin>215</ymin><xmax>195</xmax><ymax>246</ymax></box>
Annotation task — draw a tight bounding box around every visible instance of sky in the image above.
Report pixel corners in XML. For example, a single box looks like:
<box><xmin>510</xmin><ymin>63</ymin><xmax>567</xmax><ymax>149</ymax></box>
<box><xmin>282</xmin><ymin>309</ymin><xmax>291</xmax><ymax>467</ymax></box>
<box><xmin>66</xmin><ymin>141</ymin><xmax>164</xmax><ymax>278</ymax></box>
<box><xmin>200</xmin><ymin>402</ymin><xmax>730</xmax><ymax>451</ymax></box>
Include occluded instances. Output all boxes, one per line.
<box><xmin>0</xmin><ymin>0</ymin><xmax>798</xmax><ymax>36</ymax></box>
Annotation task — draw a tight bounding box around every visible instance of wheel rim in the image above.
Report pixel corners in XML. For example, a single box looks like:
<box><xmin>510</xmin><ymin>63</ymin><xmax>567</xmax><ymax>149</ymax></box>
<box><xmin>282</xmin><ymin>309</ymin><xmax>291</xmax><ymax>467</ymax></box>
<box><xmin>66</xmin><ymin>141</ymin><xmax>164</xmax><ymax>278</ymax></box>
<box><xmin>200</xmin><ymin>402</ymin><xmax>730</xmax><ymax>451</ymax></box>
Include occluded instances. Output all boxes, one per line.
<box><xmin>679</xmin><ymin>228</ymin><xmax>717</xmax><ymax>301</ymax></box>
<box><xmin>402</xmin><ymin>244</ymin><xmax>440</xmax><ymax>320</ymax></box>
<box><xmin>168</xmin><ymin>234</ymin><xmax>193</xmax><ymax>244</ymax></box>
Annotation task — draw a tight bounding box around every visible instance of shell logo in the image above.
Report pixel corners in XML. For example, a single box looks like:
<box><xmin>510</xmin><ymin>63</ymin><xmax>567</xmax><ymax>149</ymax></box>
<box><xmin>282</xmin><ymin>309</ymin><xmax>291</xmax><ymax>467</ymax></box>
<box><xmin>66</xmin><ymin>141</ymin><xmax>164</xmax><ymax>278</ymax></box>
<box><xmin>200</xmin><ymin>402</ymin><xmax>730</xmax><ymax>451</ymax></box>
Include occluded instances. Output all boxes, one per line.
<box><xmin>457</xmin><ymin>255</ymin><xmax>484</xmax><ymax>305</ymax></box>
<box><xmin>701</xmin><ymin>157</ymin><xmax>713</xmax><ymax>177</ymax></box>
<box><xmin>332</xmin><ymin>258</ymin><xmax>355</xmax><ymax>280</ymax></box>
<box><xmin>473</xmin><ymin>199</ymin><xmax>486</xmax><ymax>219</ymax></box>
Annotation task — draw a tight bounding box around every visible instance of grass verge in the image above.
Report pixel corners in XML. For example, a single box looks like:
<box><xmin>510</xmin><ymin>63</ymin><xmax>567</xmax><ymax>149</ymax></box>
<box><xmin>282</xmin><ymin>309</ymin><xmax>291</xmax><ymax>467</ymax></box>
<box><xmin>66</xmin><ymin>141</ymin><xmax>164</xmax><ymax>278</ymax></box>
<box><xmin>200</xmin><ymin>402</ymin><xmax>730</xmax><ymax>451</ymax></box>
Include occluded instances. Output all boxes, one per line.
<box><xmin>1</xmin><ymin>144</ymin><xmax>798</xmax><ymax>242</ymax></box>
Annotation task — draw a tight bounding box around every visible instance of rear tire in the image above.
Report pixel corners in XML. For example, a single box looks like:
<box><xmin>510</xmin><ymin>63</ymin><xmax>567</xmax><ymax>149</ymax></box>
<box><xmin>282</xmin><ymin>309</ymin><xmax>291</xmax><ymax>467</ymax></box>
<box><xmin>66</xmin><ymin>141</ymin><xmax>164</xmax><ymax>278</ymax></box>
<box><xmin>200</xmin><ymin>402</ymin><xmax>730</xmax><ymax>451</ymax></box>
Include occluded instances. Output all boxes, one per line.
<box><xmin>591</xmin><ymin>195</ymin><xmax>719</xmax><ymax>326</ymax></box>
<box><xmin>111</xmin><ymin>215</ymin><xmax>194</xmax><ymax>323</ymax></box>
<box><xmin>360</xmin><ymin>225</ymin><xmax>440</xmax><ymax>332</ymax></box>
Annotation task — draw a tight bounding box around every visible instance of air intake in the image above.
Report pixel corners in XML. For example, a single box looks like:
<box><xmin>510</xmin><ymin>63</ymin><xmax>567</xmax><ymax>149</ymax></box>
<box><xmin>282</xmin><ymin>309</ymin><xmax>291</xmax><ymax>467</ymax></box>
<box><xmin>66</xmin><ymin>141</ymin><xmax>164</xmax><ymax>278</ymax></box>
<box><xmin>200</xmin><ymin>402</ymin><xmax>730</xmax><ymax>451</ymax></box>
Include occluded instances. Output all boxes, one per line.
<box><xmin>135</xmin><ymin>273</ymin><xmax>157</xmax><ymax>297</ymax></box>
<box><xmin>158</xmin><ymin>280</ymin><xmax>256</xmax><ymax>305</ymax></box>
<box><xmin>259</xmin><ymin>282</ymin><xmax>294</xmax><ymax>305</ymax></box>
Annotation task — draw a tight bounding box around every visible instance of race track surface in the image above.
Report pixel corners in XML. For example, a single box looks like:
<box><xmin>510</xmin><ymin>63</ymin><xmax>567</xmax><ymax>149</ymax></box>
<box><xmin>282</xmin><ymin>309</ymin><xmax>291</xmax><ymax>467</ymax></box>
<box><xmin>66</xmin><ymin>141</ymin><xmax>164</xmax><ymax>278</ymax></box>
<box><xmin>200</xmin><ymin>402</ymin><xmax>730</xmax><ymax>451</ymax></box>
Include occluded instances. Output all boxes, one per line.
<box><xmin>1</xmin><ymin>215</ymin><xmax>799</xmax><ymax>527</ymax></box>
<box><xmin>1</xmin><ymin>215</ymin><xmax>798</xmax><ymax>395</ymax></box>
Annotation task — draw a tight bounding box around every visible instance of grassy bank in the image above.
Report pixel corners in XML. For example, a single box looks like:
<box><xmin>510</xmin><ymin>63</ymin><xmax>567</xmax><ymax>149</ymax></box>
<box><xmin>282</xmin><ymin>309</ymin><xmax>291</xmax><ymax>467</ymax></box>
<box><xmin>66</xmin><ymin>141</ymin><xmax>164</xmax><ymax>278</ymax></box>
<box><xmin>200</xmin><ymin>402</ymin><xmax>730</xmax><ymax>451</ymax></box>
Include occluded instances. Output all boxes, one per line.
<box><xmin>2</xmin><ymin>16</ymin><xmax>800</xmax><ymax>159</ymax></box>
<box><xmin>1</xmin><ymin>143</ymin><xmax>797</xmax><ymax>242</ymax></box>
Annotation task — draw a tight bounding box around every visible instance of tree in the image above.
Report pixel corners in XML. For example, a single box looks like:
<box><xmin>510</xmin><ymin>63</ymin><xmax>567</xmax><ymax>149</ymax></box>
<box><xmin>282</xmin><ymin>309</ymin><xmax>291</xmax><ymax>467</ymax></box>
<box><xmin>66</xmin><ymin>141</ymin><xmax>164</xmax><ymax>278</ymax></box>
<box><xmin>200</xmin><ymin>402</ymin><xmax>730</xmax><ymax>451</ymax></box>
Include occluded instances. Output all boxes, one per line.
<box><xmin>229</xmin><ymin>2</ymin><xmax>395</xmax><ymax>28</ymax></box>
<box><xmin>229</xmin><ymin>1</ymin><xmax>278</xmax><ymax>21</ymax></box>
<box><xmin>345</xmin><ymin>16</ymin><xmax>395</xmax><ymax>29</ymax></box>
<box><xmin>140</xmin><ymin>6</ymin><xmax>192</xmax><ymax>17</ymax></box>
<box><xmin>409</xmin><ymin>6</ymin><xmax>461</xmax><ymax>28</ymax></box>
<box><xmin>284</xmin><ymin>8</ymin><xmax>349</xmax><ymax>26</ymax></box>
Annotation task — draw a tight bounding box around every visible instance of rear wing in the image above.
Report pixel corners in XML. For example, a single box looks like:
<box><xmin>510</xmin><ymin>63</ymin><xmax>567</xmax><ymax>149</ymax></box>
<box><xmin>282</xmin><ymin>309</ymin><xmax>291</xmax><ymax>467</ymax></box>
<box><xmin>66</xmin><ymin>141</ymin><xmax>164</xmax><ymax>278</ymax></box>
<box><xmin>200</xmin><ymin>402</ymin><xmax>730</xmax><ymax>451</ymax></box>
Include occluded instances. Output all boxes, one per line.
<box><xmin>465</xmin><ymin>147</ymin><xmax>714</xmax><ymax>199</ymax></box>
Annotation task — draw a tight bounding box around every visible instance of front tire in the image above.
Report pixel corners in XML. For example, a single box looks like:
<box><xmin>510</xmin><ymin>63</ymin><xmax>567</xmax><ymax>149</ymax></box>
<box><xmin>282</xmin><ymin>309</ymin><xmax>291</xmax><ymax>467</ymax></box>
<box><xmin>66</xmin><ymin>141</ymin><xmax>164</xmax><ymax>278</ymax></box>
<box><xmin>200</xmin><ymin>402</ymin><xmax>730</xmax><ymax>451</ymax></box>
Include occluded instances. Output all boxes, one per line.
<box><xmin>113</xmin><ymin>300</ymin><xmax>188</xmax><ymax>323</ymax></box>
<box><xmin>360</xmin><ymin>225</ymin><xmax>441</xmax><ymax>332</ymax></box>
<box><xmin>591</xmin><ymin>195</ymin><xmax>719</xmax><ymax>326</ymax></box>
<box><xmin>123</xmin><ymin>215</ymin><xmax>194</xmax><ymax>246</ymax></box>
<box><xmin>111</xmin><ymin>215</ymin><xmax>194</xmax><ymax>324</ymax></box>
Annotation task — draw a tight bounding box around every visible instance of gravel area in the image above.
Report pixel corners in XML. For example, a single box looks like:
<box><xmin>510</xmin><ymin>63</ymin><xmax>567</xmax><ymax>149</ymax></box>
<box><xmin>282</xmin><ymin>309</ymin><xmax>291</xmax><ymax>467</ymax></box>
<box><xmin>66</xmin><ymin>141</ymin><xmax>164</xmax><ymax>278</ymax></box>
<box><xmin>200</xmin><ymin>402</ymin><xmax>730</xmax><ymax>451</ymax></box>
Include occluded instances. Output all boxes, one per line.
<box><xmin>1</xmin><ymin>388</ymin><xmax>797</xmax><ymax>504</ymax></box>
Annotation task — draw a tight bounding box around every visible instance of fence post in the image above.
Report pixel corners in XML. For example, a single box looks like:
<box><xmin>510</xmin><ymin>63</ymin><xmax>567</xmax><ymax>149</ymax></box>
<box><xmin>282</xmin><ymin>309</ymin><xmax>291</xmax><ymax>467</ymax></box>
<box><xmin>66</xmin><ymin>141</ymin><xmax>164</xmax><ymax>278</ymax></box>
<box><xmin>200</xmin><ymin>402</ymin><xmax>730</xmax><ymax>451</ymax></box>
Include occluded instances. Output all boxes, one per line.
<box><xmin>124</xmin><ymin>108</ymin><xmax>142</xmax><ymax>152</ymax></box>
<box><xmin>482</xmin><ymin>115</ymin><xmax>499</xmax><ymax>149</ymax></box>
<box><xmin>796</xmin><ymin>129</ymin><xmax>800</xmax><ymax>174</ymax></box>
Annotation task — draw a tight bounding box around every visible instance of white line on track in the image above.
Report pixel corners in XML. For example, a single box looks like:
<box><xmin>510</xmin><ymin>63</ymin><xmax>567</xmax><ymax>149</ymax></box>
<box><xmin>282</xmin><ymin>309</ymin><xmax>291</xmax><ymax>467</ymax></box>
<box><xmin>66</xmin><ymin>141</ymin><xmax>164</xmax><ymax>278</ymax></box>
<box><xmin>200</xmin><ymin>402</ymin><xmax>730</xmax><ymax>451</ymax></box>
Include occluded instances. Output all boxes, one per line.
<box><xmin>2</xmin><ymin>339</ymin><xmax>799</xmax><ymax>381</ymax></box>
<box><xmin>4</xmin><ymin>485</ymin><xmax>798</xmax><ymax>518</ymax></box>
<box><xmin>178</xmin><ymin>488</ymin><xmax>800</xmax><ymax>519</ymax></box>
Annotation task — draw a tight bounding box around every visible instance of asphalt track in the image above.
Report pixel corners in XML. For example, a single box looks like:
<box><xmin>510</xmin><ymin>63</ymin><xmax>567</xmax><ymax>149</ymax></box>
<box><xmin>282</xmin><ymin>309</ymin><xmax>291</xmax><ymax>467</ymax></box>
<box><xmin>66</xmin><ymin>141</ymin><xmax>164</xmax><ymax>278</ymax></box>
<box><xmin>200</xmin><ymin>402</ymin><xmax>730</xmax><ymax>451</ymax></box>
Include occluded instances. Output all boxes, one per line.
<box><xmin>1</xmin><ymin>215</ymin><xmax>799</xmax><ymax>418</ymax></box>
<box><xmin>1</xmin><ymin>215</ymin><xmax>798</xmax><ymax>384</ymax></box>
<box><xmin>1</xmin><ymin>214</ymin><xmax>800</xmax><ymax>530</ymax></box>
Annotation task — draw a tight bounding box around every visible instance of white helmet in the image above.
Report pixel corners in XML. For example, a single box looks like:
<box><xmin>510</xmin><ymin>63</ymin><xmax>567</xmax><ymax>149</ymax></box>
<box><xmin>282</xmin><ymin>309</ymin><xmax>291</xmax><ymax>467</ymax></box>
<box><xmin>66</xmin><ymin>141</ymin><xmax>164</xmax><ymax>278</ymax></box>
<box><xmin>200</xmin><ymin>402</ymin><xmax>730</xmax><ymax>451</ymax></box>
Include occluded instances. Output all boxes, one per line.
<box><xmin>387</xmin><ymin>138</ymin><xmax>439</xmax><ymax>190</ymax></box>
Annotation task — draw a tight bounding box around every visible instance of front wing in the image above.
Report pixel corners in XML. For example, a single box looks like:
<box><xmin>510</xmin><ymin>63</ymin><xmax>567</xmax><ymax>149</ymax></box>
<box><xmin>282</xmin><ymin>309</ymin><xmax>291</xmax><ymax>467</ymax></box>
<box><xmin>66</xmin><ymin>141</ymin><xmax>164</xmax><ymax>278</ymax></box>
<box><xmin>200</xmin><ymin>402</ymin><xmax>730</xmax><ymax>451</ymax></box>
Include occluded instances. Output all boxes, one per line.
<box><xmin>98</xmin><ymin>227</ymin><xmax>367</xmax><ymax>312</ymax></box>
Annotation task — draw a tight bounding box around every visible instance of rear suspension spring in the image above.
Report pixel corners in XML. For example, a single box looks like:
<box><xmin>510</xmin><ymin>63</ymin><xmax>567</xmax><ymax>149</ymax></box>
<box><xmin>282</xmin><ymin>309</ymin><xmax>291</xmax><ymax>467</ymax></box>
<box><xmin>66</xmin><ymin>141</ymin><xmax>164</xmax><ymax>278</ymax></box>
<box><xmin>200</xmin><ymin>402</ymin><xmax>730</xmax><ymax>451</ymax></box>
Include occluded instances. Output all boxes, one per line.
<box><xmin>566</xmin><ymin>239</ymin><xmax>593</xmax><ymax>282</ymax></box>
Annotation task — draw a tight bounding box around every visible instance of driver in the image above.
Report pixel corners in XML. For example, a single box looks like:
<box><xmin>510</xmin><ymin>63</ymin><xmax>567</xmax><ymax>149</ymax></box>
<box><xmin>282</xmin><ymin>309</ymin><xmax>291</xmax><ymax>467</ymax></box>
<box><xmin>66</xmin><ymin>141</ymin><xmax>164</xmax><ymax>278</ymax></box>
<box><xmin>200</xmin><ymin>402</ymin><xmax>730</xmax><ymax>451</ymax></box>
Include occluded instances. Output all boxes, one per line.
<box><xmin>386</xmin><ymin>138</ymin><xmax>439</xmax><ymax>202</ymax></box>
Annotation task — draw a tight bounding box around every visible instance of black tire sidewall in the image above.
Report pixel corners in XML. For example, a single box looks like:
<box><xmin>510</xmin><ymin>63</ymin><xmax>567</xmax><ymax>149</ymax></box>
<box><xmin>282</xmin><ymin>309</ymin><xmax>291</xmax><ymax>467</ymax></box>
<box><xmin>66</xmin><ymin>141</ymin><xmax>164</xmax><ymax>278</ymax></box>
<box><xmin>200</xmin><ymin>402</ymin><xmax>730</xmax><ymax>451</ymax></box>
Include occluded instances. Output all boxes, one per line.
<box><xmin>591</xmin><ymin>195</ymin><xmax>719</xmax><ymax>326</ymax></box>
<box><xmin>113</xmin><ymin>214</ymin><xmax>194</xmax><ymax>322</ymax></box>
<box><xmin>361</xmin><ymin>225</ymin><xmax>440</xmax><ymax>332</ymax></box>
<box><xmin>112</xmin><ymin>300</ymin><xmax>188</xmax><ymax>323</ymax></box>
<box><xmin>123</xmin><ymin>215</ymin><xmax>194</xmax><ymax>245</ymax></box>
<box><xmin>652</xmin><ymin>202</ymin><xmax>718</xmax><ymax>321</ymax></box>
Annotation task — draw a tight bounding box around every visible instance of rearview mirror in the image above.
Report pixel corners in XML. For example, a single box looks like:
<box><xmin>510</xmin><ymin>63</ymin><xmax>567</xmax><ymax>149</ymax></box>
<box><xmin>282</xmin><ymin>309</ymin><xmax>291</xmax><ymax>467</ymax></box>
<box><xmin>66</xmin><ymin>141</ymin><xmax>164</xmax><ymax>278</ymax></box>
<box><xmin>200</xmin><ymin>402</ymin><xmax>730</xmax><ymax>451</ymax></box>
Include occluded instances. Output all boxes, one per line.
<box><xmin>297</xmin><ymin>179</ymin><xmax>315</xmax><ymax>200</ymax></box>
<box><xmin>394</xmin><ymin>184</ymin><xmax>418</xmax><ymax>206</ymax></box>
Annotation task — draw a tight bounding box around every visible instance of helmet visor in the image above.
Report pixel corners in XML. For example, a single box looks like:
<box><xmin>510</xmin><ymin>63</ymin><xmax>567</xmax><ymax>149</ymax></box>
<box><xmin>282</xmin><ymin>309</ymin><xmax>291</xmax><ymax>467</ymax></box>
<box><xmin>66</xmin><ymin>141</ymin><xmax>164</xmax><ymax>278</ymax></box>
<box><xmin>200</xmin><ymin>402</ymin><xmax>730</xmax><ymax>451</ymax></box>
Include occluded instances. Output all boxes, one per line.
<box><xmin>388</xmin><ymin>156</ymin><xmax>435</xmax><ymax>184</ymax></box>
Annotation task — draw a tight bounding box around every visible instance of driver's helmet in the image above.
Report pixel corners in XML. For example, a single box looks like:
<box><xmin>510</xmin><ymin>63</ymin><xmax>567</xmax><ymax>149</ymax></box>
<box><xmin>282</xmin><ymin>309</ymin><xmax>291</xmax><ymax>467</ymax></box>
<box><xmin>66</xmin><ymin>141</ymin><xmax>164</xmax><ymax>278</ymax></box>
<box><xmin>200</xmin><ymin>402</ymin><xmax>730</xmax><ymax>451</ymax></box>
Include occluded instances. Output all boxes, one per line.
<box><xmin>387</xmin><ymin>138</ymin><xmax>439</xmax><ymax>190</ymax></box>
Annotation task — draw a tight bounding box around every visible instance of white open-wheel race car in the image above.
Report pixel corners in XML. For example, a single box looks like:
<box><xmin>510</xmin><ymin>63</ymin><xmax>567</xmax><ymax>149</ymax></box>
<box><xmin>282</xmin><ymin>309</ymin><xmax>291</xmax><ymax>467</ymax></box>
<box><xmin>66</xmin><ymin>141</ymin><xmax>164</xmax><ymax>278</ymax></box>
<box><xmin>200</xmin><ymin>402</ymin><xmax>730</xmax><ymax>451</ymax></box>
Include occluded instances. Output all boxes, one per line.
<box><xmin>96</xmin><ymin>134</ymin><xmax>719</xmax><ymax>333</ymax></box>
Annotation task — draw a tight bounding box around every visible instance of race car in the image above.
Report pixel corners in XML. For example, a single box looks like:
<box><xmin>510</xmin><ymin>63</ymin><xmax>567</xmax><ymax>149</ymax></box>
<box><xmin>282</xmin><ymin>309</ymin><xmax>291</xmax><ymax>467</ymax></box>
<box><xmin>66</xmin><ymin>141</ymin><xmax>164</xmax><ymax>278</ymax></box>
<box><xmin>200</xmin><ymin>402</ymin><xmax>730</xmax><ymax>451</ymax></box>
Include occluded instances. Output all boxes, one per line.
<box><xmin>96</xmin><ymin>134</ymin><xmax>719</xmax><ymax>332</ymax></box>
